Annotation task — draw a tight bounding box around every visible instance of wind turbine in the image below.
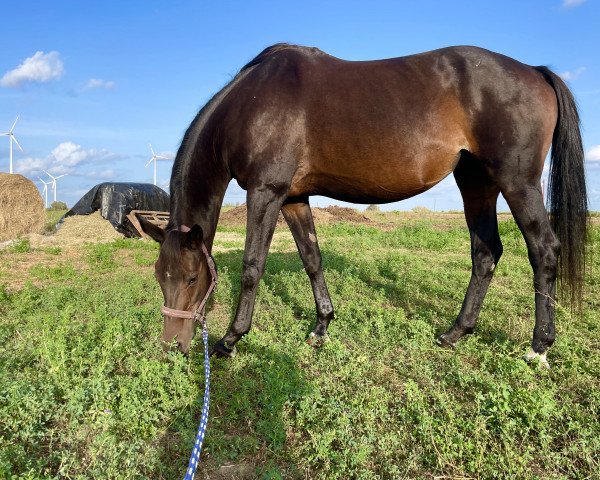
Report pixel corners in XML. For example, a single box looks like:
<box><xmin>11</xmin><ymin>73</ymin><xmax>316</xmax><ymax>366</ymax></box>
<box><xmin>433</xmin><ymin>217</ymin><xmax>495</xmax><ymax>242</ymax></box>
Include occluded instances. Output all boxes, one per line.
<box><xmin>1</xmin><ymin>116</ymin><xmax>23</xmax><ymax>174</ymax></box>
<box><xmin>44</xmin><ymin>171</ymin><xmax>67</xmax><ymax>203</ymax></box>
<box><xmin>146</xmin><ymin>143</ymin><xmax>167</xmax><ymax>186</ymax></box>
<box><xmin>38</xmin><ymin>177</ymin><xmax>52</xmax><ymax>208</ymax></box>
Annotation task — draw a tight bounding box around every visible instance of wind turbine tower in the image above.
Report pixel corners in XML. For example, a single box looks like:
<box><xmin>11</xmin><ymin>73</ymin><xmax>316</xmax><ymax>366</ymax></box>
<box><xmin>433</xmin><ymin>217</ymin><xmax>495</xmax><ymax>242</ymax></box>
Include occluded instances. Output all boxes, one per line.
<box><xmin>1</xmin><ymin>116</ymin><xmax>23</xmax><ymax>174</ymax></box>
<box><xmin>38</xmin><ymin>177</ymin><xmax>52</xmax><ymax>208</ymax></box>
<box><xmin>44</xmin><ymin>171</ymin><xmax>67</xmax><ymax>203</ymax></box>
<box><xmin>146</xmin><ymin>143</ymin><xmax>167</xmax><ymax>186</ymax></box>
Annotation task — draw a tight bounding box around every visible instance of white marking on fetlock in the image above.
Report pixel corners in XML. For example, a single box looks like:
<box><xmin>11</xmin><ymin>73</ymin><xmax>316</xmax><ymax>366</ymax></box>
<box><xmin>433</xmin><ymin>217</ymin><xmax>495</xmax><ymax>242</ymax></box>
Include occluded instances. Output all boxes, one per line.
<box><xmin>524</xmin><ymin>348</ymin><xmax>550</xmax><ymax>369</ymax></box>
<box><xmin>308</xmin><ymin>232</ymin><xmax>316</xmax><ymax>243</ymax></box>
<box><xmin>307</xmin><ymin>331</ymin><xmax>328</xmax><ymax>347</ymax></box>
<box><xmin>436</xmin><ymin>334</ymin><xmax>455</xmax><ymax>349</ymax></box>
<box><xmin>524</xmin><ymin>348</ymin><xmax>537</xmax><ymax>361</ymax></box>
<box><xmin>539</xmin><ymin>352</ymin><xmax>549</xmax><ymax>369</ymax></box>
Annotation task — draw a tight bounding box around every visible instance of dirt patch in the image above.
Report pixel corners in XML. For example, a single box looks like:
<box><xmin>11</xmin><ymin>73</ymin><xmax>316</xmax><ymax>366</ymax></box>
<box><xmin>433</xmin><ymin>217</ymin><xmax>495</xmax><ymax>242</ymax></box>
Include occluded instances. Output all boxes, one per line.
<box><xmin>0</xmin><ymin>246</ymin><xmax>86</xmax><ymax>290</ymax></box>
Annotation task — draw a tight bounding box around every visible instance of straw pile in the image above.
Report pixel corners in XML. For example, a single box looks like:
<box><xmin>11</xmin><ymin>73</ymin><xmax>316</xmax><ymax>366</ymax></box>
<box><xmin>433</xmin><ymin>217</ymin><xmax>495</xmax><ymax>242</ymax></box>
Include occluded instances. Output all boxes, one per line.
<box><xmin>0</xmin><ymin>173</ymin><xmax>45</xmax><ymax>242</ymax></box>
<box><xmin>54</xmin><ymin>211</ymin><xmax>124</xmax><ymax>244</ymax></box>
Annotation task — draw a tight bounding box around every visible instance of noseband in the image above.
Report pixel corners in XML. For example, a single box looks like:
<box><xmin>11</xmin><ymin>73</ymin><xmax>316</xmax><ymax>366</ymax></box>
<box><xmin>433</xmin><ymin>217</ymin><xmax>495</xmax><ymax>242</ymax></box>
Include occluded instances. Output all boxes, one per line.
<box><xmin>160</xmin><ymin>226</ymin><xmax>218</xmax><ymax>322</ymax></box>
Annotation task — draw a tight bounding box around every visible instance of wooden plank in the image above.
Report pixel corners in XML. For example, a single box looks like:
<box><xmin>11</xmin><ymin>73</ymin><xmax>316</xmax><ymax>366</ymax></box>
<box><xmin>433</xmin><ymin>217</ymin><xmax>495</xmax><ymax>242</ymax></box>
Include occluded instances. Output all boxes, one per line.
<box><xmin>127</xmin><ymin>210</ymin><xmax>169</xmax><ymax>239</ymax></box>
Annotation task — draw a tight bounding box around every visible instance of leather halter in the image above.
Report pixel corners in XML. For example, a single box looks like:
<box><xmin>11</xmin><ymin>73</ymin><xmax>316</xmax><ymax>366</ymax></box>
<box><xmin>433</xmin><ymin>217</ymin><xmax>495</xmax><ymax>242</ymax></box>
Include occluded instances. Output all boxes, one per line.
<box><xmin>159</xmin><ymin>226</ymin><xmax>218</xmax><ymax>321</ymax></box>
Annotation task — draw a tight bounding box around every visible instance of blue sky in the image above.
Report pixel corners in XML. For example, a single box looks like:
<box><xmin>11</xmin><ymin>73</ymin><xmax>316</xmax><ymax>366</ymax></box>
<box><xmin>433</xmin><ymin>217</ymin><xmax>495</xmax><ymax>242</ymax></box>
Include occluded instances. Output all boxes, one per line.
<box><xmin>1</xmin><ymin>0</ymin><xmax>599</xmax><ymax>211</ymax></box>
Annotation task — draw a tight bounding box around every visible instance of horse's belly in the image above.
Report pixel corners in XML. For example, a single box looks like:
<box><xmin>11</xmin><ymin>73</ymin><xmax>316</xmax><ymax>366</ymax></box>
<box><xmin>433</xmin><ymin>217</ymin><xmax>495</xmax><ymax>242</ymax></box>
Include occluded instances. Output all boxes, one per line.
<box><xmin>291</xmin><ymin>148</ymin><xmax>461</xmax><ymax>203</ymax></box>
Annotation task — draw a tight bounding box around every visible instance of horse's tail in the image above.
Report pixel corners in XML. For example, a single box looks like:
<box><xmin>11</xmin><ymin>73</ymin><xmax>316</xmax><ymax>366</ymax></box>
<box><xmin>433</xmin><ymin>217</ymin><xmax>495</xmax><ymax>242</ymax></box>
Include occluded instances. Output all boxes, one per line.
<box><xmin>535</xmin><ymin>66</ymin><xmax>588</xmax><ymax>308</ymax></box>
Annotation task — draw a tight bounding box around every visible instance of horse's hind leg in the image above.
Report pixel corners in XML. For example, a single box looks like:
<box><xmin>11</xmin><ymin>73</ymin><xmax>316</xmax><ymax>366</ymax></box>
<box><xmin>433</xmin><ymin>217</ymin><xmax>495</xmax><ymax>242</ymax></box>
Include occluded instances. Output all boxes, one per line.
<box><xmin>281</xmin><ymin>199</ymin><xmax>334</xmax><ymax>346</ymax></box>
<box><xmin>438</xmin><ymin>155</ymin><xmax>502</xmax><ymax>348</ymax></box>
<box><xmin>212</xmin><ymin>185</ymin><xmax>288</xmax><ymax>357</ymax></box>
<box><xmin>502</xmin><ymin>184</ymin><xmax>560</xmax><ymax>368</ymax></box>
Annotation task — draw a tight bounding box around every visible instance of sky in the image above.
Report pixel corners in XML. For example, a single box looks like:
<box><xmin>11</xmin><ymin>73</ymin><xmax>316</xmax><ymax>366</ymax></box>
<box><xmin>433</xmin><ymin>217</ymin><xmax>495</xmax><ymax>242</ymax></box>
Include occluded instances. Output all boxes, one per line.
<box><xmin>1</xmin><ymin>0</ymin><xmax>599</xmax><ymax>211</ymax></box>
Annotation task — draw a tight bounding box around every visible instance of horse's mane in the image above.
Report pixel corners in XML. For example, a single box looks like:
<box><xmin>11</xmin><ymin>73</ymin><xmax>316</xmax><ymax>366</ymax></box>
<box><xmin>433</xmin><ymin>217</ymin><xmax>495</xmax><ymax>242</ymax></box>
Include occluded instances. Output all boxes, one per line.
<box><xmin>168</xmin><ymin>43</ymin><xmax>322</xmax><ymax>228</ymax></box>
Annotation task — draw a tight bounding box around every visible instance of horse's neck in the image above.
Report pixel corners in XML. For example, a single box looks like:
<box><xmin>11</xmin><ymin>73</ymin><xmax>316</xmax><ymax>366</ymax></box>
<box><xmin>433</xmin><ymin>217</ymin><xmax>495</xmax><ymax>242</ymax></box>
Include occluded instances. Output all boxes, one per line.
<box><xmin>170</xmin><ymin>164</ymin><xmax>229</xmax><ymax>250</ymax></box>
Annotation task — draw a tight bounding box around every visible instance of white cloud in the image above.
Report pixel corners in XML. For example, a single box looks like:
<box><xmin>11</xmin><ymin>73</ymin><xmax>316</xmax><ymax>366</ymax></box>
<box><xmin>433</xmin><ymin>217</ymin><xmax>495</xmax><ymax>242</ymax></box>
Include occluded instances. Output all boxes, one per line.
<box><xmin>0</xmin><ymin>51</ymin><xmax>64</xmax><ymax>88</ymax></box>
<box><xmin>585</xmin><ymin>145</ymin><xmax>600</xmax><ymax>162</ymax></box>
<box><xmin>15</xmin><ymin>157</ymin><xmax>48</xmax><ymax>175</ymax></box>
<box><xmin>84</xmin><ymin>78</ymin><xmax>116</xmax><ymax>90</ymax></box>
<box><xmin>15</xmin><ymin>141</ymin><xmax>120</xmax><ymax>176</ymax></box>
<box><xmin>51</xmin><ymin>142</ymin><xmax>90</xmax><ymax>167</ymax></box>
<box><xmin>563</xmin><ymin>0</ymin><xmax>586</xmax><ymax>7</ymax></box>
<box><xmin>559</xmin><ymin>67</ymin><xmax>586</xmax><ymax>81</ymax></box>
<box><xmin>157</xmin><ymin>151</ymin><xmax>176</xmax><ymax>161</ymax></box>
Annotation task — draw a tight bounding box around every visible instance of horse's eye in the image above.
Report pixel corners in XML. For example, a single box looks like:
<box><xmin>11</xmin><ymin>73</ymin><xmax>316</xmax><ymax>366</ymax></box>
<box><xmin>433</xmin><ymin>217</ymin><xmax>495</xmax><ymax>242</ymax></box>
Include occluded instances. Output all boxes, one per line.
<box><xmin>188</xmin><ymin>276</ymin><xmax>198</xmax><ymax>286</ymax></box>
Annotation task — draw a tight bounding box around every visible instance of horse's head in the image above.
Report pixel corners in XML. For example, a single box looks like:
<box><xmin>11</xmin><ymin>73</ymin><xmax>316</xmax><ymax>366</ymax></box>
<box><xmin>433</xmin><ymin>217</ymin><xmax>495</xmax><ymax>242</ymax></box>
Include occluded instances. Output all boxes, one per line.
<box><xmin>139</xmin><ymin>219</ymin><xmax>213</xmax><ymax>354</ymax></box>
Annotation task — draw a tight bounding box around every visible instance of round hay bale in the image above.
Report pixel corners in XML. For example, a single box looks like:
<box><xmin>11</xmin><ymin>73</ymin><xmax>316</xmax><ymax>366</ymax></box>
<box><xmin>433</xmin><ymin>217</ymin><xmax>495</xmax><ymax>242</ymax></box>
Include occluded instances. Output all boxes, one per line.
<box><xmin>0</xmin><ymin>173</ymin><xmax>45</xmax><ymax>241</ymax></box>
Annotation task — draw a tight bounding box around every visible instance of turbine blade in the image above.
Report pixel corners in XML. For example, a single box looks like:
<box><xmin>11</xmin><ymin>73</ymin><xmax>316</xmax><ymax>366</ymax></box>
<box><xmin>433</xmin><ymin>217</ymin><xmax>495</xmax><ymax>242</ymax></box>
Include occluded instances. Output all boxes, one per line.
<box><xmin>12</xmin><ymin>135</ymin><xmax>23</xmax><ymax>152</ymax></box>
<box><xmin>145</xmin><ymin>158</ymin><xmax>153</xmax><ymax>167</ymax></box>
<box><xmin>149</xmin><ymin>143</ymin><xmax>155</xmax><ymax>156</ymax></box>
<box><xmin>44</xmin><ymin>170</ymin><xmax>56</xmax><ymax>180</ymax></box>
<box><xmin>10</xmin><ymin>116</ymin><xmax>19</xmax><ymax>133</ymax></box>
<box><xmin>55</xmin><ymin>174</ymin><xmax>66</xmax><ymax>179</ymax></box>
<box><xmin>156</xmin><ymin>155</ymin><xmax>168</xmax><ymax>160</ymax></box>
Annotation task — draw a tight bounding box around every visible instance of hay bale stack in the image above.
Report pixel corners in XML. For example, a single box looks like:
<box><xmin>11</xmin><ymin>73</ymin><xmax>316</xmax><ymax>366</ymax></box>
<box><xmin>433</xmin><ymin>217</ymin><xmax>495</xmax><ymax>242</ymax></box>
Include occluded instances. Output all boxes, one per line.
<box><xmin>0</xmin><ymin>173</ymin><xmax>45</xmax><ymax>241</ymax></box>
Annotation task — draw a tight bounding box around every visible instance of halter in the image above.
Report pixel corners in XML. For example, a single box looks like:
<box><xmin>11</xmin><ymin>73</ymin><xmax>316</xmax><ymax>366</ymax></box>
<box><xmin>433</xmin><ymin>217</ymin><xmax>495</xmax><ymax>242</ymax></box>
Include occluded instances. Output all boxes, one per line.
<box><xmin>160</xmin><ymin>228</ymin><xmax>218</xmax><ymax>322</ymax></box>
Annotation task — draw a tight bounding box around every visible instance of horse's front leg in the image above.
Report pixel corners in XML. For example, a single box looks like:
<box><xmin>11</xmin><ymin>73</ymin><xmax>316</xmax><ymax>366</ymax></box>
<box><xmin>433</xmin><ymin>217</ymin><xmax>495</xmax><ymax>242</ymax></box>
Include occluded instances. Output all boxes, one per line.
<box><xmin>211</xmin><ymin>184</ymin><xmax>287</xmax><ymax>357</ymax></box>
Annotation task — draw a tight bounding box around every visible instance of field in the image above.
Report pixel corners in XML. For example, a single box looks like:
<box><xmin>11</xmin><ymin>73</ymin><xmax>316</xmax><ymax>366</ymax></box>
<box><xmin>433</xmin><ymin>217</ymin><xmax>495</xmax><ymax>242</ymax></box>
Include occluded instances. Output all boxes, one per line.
<box><xmin>1</xmin><ymin>210</ymin><xmax>599</xmax><ymax>479</ymax></box>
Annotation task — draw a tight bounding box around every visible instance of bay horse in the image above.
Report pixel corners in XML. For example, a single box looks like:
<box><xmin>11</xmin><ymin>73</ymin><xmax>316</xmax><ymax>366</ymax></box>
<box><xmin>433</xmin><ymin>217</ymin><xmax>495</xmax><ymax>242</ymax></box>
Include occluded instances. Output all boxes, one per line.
<box><xmin>140</xmin><ymin>44</ymin><xmax>587</xmax><ymax>367</ymax></box>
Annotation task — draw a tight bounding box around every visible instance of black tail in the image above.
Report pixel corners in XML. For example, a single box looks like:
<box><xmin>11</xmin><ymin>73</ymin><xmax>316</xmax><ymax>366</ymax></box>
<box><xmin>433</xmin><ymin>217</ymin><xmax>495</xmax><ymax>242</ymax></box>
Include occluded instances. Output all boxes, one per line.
<box><xmin>535</xmin><ymin>66</ymin><xmax>588</xmax><ymax>308</ymax></box>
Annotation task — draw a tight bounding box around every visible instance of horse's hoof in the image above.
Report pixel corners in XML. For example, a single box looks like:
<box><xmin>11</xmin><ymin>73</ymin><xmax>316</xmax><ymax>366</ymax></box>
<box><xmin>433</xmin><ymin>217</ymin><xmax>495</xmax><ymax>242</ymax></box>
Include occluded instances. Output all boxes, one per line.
<box><xmin>307</xmin><ymin>332</ymin><xmax>329</xmax><ymax>348</ymax></box>
<box><xmin>523</xmin><ymin>348</ymin><xmax>550</xmax><ymax>369</ymax></box>
<box><xmin>210</xmin><ymin>340</ymin><xmax>237</xmax><ymax>358</ymax></box>
<box><xmin>436</xmin><ymin>333</ymin><xmax>456</xmax><ymax>349</ymax></box>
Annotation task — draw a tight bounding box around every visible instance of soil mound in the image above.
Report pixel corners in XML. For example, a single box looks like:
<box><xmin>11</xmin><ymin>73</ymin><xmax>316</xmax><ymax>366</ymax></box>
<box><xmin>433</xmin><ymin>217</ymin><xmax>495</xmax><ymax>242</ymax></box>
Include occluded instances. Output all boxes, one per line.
<box><xmin>219</xmin><ymin>205</ymin><xmax>286</xmax><ymax>226</ymax></box>
<box><xmin>218</xmin><ymin>204</ymin><xmax>371</xmax><ymax>226</ymax></box>
<box><xmin>321</xmin><ymin>206</ymin><xmax>371</xmax><ymax>223</ymax></box>
<box><xmin>0</xmin><ymin>173</ymin><xmax>45</xmax><ymax>241</ymax></box>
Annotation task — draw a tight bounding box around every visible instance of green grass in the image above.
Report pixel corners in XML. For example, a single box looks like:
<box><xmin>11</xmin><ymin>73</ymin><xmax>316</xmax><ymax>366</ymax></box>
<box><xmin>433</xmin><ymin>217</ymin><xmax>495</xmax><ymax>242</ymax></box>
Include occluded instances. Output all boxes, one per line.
<box><xmin>44</xmin><ymin>209</ymin><xmax>68</xmax><ymax>234</ymax></box>
<box><xmin>0</xmin><ymin>215</ymin><xmax>599</xmax><ymax>479</ymax></box>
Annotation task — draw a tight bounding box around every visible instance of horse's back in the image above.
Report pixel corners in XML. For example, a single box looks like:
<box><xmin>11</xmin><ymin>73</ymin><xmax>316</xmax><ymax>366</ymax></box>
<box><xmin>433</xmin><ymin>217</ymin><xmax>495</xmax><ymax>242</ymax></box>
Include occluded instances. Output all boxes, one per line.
<box><xmin>223</xmin><ymin>45</ymin><xmax>557</xmax><ymax>203</ymax></box>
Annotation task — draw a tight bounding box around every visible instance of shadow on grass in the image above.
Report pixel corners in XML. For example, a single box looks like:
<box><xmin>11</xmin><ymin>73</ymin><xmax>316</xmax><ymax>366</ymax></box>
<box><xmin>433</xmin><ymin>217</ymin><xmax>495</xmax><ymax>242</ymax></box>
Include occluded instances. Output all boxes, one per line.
<box><xmin>209</xmin><ymin>242</ymin><xmax>528</xmax><ymax>356</ymax></box>
<box><xmin>156</xmin><ymin>342</ymin><xmax>309</xmax><ymax>479</ymax></box>
<box><xmin>212</xmin><ymin>248</ymin><xmax>464</xmax><ymax>336</ymax></box>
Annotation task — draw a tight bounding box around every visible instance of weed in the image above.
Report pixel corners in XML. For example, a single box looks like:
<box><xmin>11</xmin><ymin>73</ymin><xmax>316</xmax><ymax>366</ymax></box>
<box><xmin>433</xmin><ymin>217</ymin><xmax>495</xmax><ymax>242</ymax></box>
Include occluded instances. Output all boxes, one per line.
<box><xmin>0</xmin><ymin>214</ymin><xmax>598</xmax><ymax>479</ymax></box>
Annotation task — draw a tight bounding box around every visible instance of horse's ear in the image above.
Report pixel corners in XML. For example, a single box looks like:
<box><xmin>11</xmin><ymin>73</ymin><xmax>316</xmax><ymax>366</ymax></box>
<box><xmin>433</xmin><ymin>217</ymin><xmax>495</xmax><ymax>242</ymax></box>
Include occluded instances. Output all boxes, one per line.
<box><xmin>138</xmin><ymin>216</ymin><xmax>165</xmax><ymax>243</ymax></box>
<box><xmin>185</xmin><ymin>224</ymin><xmax>204</xmax><ymax>250</ymax></box>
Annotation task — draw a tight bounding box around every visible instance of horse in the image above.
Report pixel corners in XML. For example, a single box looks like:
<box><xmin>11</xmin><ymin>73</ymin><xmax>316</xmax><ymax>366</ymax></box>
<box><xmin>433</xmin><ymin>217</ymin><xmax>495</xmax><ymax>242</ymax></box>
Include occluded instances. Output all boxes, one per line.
<box><xmin>139</xmin><ymin>44</ymin><xmax>587</xmax><ymax>368</ymax></box>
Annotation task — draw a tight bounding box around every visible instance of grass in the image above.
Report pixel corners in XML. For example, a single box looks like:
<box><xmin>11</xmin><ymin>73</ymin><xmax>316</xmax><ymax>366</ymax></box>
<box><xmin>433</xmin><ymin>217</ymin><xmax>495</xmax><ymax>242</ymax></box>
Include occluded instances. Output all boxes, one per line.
<box><xmin>43</xmin><ymin>209</ymin><xmax>68</xmax><ymax>234</ymax></box>
<box><xmin>0</xmin><ymin>212</ymin><xmax>599</xmax><ymax>479</ymax></box>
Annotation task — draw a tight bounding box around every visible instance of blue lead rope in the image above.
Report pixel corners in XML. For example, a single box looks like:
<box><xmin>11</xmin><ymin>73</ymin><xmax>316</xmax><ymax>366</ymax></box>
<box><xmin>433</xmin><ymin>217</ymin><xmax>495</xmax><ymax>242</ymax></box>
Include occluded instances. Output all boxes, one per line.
<box><xmin>183</xmin><ymin>318</ymin><xmax>210</xmax><ymax>480</ymax></box>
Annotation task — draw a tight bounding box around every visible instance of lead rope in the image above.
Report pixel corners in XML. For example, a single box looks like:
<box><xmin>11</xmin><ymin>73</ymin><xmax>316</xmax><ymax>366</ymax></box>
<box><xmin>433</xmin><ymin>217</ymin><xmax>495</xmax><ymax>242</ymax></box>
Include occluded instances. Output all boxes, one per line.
<box><xmin>169</xmin><ymin>238</ymin><xmax>216</xmax><ymax>480</ymax></box>
<box><xmin>183</xmin><ymin>313</ymin><xmax>210</xmax><ymax>480</ymax></box>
